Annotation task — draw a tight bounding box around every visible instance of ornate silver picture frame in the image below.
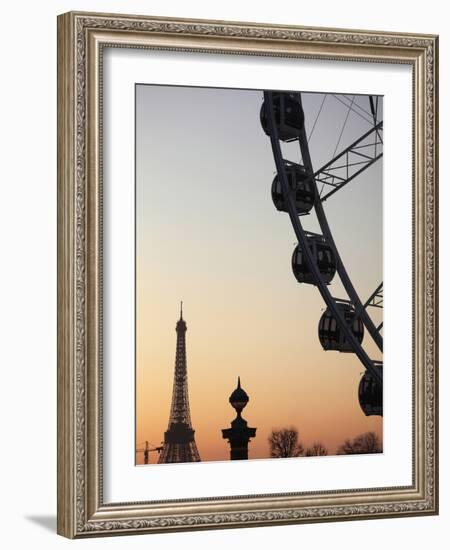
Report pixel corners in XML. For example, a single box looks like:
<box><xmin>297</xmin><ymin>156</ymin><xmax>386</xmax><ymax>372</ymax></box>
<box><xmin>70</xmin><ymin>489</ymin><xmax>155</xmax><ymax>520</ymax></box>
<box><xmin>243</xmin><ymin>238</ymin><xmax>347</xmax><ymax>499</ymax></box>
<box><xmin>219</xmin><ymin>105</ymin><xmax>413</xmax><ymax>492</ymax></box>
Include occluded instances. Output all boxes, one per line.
<box><xmin>57</xmin><ymin>11</ymin><xmax>438</xmax><ymax>538</ymax></box>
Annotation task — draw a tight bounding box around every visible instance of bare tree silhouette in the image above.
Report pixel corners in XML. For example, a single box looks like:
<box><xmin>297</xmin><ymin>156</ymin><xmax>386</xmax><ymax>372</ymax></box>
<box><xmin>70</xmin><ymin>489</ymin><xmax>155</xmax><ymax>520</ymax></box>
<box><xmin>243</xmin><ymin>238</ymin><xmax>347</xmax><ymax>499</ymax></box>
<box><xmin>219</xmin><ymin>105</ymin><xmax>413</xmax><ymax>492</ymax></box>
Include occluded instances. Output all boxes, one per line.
<box><xmin>268</xmin><ymin>427</ymin><xmax>304</xmax><ymax>458</ymax></box>
<box><xmin>337</xmin><ymin>431</ymin><xmax>382</xmax><ymax>455</ymax></box>
<box><xmin>305</xmin><ymin>442</ymin><xmax>328</xmax><ymax>456</ymax></box>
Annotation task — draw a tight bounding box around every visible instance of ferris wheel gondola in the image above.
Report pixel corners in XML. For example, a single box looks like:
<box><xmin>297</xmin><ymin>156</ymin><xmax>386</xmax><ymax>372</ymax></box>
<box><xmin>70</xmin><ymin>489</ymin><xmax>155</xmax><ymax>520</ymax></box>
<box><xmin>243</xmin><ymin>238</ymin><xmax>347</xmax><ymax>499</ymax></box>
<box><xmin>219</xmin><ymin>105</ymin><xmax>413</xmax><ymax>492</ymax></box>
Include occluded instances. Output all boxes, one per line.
<box><xmin>358</xmin><ymin>363</ymin><xmax>383</xmax><ymax>416</ymax></box>
<box><xmin>260</xmin><ymin>92</ymin><xmax>304</xmax><ymax>141</ymax></box>
<box><xmin>291</xmin><ymin>232</ymin><xmax>336</xmax><ymax>285</ymax></box>
<box><xmin>318</xmin><ymin>301</ymin><xmax>364</xmax><ymax>352</ymax></box>
<box><xmin>271</xmin><ymin>162</ymin><xmax>315</xmax><ymax>215</ymax></box>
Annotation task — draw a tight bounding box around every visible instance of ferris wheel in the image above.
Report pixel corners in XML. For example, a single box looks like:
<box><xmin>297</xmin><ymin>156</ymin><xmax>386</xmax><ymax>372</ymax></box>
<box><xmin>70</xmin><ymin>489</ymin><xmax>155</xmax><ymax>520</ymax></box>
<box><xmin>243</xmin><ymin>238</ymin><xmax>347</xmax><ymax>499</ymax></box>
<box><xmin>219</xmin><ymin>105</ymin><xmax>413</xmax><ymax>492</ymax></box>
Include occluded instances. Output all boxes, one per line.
<box><xmin>260</xmin><ymin>91</ymin><xmax>383</xmax><ymax>417</ymax></box>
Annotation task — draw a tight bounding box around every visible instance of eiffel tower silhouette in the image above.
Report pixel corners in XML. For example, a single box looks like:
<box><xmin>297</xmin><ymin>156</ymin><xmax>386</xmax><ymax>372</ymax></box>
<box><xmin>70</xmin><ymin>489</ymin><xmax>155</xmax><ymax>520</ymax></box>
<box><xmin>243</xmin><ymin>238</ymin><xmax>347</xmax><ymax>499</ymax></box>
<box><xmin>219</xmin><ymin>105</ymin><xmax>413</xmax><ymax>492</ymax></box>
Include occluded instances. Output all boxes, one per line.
<box><xmin>158</xmin><ymin>303</ymin><xmax>201</xmax><ymax>463</ymax></box>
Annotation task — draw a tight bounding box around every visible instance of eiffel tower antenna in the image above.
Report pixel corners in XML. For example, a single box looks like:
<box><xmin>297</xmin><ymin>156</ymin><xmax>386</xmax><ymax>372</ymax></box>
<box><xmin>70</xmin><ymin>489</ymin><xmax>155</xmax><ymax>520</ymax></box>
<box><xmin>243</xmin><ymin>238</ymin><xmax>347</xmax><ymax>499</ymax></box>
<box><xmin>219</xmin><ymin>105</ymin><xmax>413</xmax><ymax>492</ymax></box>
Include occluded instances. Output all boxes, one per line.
<box><xmin>158</xmin><ymin>304</ymin><xmax>201</xmax><ymax>463</ymax></box>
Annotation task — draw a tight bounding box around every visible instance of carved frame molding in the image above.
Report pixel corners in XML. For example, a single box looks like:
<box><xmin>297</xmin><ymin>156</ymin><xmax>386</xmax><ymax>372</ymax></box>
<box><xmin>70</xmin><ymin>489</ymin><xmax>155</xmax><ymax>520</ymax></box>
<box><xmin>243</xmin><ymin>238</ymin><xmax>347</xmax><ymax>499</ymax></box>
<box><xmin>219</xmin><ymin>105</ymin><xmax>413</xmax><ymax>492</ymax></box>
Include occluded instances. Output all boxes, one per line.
<box><xmin>57</xmin><ymin>11</ymin><xmax>438</xmax><ymax>538</ymax></box>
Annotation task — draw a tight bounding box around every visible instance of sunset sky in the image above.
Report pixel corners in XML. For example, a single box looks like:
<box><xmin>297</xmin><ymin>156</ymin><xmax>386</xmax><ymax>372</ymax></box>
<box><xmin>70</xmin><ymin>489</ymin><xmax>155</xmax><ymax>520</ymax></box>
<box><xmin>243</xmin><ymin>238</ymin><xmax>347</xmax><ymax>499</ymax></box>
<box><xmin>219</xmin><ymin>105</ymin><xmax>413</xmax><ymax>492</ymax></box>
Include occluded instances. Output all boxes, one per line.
<box><xmin>135</xmin><ymin>84</ymin><xmax>383</xmax><ymax>465</ymax></box>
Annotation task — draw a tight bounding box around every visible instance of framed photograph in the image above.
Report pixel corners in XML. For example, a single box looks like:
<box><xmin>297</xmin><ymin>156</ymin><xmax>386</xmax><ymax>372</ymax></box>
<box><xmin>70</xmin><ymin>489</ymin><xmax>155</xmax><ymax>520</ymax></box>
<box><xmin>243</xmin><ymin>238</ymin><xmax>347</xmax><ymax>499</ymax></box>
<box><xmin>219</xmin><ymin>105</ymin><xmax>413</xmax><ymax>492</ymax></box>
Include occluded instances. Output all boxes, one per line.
<box><xmin>57</xmin><ymin>11</ymin><xmax>439</xmax><ymax>538</ymax></box>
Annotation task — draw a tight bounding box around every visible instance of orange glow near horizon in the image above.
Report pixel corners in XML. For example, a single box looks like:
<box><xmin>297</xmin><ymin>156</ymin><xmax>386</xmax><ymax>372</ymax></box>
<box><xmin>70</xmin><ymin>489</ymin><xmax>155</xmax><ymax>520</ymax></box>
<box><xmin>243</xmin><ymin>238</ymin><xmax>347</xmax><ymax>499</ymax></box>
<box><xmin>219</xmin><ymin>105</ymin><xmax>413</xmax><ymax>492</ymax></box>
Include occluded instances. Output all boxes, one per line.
<box><xmin>136</xmin><ymin>300</ymin><xmax>382</xmax><ymax>465</ymax></box>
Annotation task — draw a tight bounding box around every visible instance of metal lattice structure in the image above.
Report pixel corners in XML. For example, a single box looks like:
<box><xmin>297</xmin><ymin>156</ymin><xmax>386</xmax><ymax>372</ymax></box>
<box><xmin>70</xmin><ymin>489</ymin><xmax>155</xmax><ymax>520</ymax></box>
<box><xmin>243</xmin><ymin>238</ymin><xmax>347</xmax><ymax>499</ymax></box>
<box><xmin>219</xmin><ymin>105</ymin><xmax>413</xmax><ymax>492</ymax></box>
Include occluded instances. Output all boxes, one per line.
<box><xmin>158</xmin><ymin>304</ymin><xmax>201</xmax><ymax>463</ymax></box>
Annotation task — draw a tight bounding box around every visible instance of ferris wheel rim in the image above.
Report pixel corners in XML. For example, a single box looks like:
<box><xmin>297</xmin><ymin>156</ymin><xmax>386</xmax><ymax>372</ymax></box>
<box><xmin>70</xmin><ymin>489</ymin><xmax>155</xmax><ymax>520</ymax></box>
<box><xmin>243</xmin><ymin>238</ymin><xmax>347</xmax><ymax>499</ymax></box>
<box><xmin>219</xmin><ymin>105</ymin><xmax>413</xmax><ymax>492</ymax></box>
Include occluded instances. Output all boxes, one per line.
<box><xmin>296</xmin><ymin>93</ymin><xmax>383</xmax><ymax>354</ymax></box>
<box><xmin>263</xmin><ymin>90</ymin><xmax>383</xmax><ymax>386</ymax></box>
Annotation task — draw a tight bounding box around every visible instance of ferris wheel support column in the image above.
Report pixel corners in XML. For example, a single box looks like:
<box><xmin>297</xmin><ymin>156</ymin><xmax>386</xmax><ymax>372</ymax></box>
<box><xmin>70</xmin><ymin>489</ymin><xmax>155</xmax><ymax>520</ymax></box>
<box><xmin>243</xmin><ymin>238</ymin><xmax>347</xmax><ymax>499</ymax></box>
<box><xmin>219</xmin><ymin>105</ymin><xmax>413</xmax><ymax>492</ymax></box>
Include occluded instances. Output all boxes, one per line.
<box><xmin>296</xmin><ymin>94</ymin><xmax>383</xmax><ymax>354</ymax></box>
<box><xmin>263</xmin><ymin>91</ymin><xmax>382</xmax><ymax>385</ymax></box>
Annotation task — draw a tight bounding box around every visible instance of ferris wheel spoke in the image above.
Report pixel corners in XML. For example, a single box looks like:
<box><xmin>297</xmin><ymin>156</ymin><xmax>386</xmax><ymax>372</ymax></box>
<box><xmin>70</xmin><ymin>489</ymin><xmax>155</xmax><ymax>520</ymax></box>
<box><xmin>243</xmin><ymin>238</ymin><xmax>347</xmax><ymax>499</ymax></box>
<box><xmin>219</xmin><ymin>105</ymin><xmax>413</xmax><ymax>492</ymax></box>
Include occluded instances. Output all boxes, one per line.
<box><xmin>369</xmin><ymin>95</ymin><xmax>383</xmax><ymax>145</ymax></box>
<box><xmin>332</xmin><ymin>95</ymin><xmax>354</xmax><ymax>159</ymax></box>
<box><xmin>347</xmin><ymin>95</ymin><xmax>375</xmax><ymax>118</ymax></box>
<box><xmin>332</xmin><ymin>94</ymin><xmax>374</xmax><ymax>126</ymax></box>
<box><xmin>307</xmin><ymin>93</ymin><xmax>327</xmax><ymax>142</ymax></box>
